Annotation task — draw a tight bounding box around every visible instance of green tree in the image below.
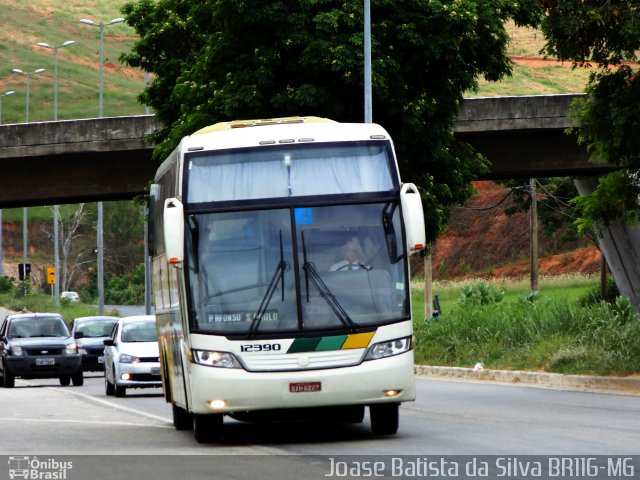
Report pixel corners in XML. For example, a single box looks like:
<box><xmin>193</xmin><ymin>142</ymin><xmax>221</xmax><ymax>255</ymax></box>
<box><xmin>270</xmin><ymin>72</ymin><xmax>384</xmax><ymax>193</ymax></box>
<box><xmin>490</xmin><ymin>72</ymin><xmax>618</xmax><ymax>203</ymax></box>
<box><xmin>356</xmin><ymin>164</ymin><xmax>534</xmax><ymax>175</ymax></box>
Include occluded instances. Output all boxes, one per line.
<box><xmin>536</xmin><ymin>1</ymin><xmax>640</xmax><ymax>232</ymax></box>
<box><xmin>103</xmin><ymin>201</ymin><xmax>145</xmax><ymax>276</ymax></box>
<box><xmin>120</xmin><ymin>0</ymin><xmax>541</xmax><ymax>243</ymax></box>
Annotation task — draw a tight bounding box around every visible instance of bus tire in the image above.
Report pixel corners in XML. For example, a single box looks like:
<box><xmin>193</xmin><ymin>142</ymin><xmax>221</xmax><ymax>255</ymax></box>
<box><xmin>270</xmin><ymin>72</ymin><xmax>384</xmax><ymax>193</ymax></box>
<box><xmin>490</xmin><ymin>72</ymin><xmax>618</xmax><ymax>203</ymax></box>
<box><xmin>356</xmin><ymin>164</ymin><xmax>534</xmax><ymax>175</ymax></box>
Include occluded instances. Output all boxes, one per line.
<box><xmin>193</xmin><ymin>413</ymin><xmax>223</xmax><ymax>443</ymax></box>
<box><xmin>369</xmin><ymin>403</ymin><xmax>399</xmax><ymax>435</ymax></box>
<box><xmin>172</xmin><ymin>403</ymin><xmax>192</xmax><ymax>431</ymax></box>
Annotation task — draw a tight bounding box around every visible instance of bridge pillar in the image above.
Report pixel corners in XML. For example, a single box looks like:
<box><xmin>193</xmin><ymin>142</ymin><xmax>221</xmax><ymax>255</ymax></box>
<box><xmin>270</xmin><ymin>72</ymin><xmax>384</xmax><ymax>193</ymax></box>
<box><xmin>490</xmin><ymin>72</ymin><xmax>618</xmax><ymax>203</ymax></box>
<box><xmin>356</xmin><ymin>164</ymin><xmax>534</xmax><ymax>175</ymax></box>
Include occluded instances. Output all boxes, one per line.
<box><xmin>574</xmin><ymin>177</ymin><xmax>640</xmax><ymax>313</ymax></box>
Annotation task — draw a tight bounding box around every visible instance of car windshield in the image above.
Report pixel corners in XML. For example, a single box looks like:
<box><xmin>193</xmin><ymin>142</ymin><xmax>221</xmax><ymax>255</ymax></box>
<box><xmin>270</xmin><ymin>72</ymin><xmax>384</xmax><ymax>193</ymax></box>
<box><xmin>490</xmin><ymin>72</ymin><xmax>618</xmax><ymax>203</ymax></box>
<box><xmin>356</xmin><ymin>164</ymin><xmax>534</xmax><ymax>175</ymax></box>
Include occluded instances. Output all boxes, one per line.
<box><xmin>76</xmin><ymin>319</ymin><xmax>117</xmax><ymax>337</ymax></box>
<box><xmin>120</xmin><ymin>321</ymin><xmax>157</xmax><ymax>343</ymax></box>
<box><xmin>8</xmin><ymin>317</ymin><xmax>70</xmax><ymax>338</ymax></box>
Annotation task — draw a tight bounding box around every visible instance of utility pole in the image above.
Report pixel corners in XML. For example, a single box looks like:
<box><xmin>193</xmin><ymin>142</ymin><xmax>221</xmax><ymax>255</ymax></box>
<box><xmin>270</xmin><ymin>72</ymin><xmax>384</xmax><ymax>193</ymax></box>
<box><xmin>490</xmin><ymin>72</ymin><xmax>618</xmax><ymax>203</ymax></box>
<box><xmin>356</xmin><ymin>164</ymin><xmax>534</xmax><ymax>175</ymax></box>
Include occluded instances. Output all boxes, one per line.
<box><xmin>423</xmin><ymin>253</ymin><xmax>432</xmax><ymax>320</ymax></box>
<box><xmin>530</xmin><ymin>178</ymin><xmax>539</xmax><ymax>292</ymax></box>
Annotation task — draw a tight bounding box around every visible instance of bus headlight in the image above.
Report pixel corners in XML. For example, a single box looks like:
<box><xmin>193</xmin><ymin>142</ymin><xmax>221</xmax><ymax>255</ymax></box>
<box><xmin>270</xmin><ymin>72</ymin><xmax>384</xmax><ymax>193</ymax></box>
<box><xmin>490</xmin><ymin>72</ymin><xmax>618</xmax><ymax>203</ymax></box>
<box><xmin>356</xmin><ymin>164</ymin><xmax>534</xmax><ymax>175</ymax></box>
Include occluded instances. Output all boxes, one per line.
<box><xmin>365</xmin><ymin>336</ymin><xmax>412</xmax><ymax>360</ymax></box>
<box><xmin>192</xmin><ymin>349</ymin><xmax>240</xmax><ymax>369</ymax></box>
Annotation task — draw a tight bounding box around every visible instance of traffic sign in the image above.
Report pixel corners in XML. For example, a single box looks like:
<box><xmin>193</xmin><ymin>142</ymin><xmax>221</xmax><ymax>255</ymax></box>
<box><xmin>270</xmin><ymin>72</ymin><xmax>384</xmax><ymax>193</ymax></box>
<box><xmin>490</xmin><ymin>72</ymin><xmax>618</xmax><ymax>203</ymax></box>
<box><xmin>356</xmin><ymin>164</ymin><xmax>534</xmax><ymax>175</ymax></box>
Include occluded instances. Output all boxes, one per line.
<box><xmin>47</xmin><ymin>267</ymin><xmax>56</xmax><ymax>285</ymax></box>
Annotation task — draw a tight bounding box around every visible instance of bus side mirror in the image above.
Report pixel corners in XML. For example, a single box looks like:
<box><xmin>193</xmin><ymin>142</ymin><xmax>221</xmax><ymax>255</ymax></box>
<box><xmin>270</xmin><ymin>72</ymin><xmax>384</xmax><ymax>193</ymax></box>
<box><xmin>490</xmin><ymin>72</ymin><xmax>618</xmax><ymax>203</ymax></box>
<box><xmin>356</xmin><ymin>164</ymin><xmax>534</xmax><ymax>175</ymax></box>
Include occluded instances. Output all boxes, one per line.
<box><xmin>164</xmin><ymin>197</ymin><xmax>185</xmax><ymax>265</ymax></box>
<box><xmin>400</xmin><ymin>183</ymin><xmax>426</xmax><ymax>254</ymax></box>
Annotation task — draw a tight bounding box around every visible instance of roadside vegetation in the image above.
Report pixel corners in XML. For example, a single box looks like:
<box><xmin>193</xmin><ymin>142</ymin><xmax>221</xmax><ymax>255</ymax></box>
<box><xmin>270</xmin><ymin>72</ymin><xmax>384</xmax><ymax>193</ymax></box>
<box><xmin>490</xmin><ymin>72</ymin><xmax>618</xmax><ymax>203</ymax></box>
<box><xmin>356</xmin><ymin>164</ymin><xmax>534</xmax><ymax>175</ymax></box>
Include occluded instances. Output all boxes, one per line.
<box><xmin>0</xmin><ymin>279</ymin><xmax>97</xmax><ymax>324</ymax></box>
<box><xmin>412</xmin><ymin>274</ymin><xmax>640</xmax><ymax>376</ymax></box>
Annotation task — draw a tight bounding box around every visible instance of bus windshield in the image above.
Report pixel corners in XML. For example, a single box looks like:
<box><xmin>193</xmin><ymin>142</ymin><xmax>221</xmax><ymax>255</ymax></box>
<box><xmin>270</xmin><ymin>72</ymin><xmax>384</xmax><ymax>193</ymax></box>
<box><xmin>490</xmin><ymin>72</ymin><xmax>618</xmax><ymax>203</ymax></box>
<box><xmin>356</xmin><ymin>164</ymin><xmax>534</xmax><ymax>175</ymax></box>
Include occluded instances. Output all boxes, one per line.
<box><xmin>185</xmin><ymin>143</ymin><xmax>395</xmax><ymax>203</ymax></box>
<box><xmin>185</xmin><ymin>203</ymin><xmax>409</xmax><ymax>337</ymax></box>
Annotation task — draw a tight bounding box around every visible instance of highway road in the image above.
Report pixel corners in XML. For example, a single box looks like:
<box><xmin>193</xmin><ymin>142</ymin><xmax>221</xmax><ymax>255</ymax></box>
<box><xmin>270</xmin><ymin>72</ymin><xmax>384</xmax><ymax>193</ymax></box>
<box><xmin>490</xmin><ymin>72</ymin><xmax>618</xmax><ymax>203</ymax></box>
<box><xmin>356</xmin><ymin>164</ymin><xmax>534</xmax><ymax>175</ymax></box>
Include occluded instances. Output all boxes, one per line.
<box><xmin>1</xmin><ymin>373</ymin><xmax>638</xmax><ymax>479</ymax></box>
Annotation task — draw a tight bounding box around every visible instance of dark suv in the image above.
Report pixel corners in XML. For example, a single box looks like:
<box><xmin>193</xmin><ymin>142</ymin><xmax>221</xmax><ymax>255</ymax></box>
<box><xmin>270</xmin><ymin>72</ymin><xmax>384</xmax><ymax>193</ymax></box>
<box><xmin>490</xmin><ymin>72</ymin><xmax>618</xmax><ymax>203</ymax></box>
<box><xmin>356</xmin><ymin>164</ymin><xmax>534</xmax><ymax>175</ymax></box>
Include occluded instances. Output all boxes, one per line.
<box><xmin>0</xmin><ymin>313</ymin><xmax>83</xmax><ymax>388</ymax></box>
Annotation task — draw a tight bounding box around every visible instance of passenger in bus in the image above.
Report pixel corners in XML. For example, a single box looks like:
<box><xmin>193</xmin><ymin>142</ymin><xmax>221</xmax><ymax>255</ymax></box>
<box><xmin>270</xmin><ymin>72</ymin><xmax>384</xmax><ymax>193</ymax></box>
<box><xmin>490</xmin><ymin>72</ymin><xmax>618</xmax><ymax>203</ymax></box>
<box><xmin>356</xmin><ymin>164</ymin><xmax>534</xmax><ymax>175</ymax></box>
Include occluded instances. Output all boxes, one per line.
<box><xmin>330</xmin><ymin>237</ymin><xmax>370</xmax><ymax>271</ymax></box>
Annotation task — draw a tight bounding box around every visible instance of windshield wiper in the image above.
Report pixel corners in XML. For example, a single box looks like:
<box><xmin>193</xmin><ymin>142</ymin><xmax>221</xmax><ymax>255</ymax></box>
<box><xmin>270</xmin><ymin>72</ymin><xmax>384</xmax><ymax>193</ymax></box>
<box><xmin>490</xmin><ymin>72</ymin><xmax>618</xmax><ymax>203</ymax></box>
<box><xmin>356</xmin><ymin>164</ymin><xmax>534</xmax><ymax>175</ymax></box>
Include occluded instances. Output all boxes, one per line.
<box><xmin>301</xmin><ymin>231</ymin><xmax>355</xmax><ymax>329</ymax></box>
<box><xmin>248</xmin><ymin>230</ymin><xmax>289</xmax><ymax>338</ymax></box>
<box><xmin>187</xmin><ymin>215</ymin><xmax>200</xmax><ymax>273</ymax></box>
<box><xmin>382</xmin><ymin>202</ymin><xmax>401</xmax><ymax>264</ymax></box>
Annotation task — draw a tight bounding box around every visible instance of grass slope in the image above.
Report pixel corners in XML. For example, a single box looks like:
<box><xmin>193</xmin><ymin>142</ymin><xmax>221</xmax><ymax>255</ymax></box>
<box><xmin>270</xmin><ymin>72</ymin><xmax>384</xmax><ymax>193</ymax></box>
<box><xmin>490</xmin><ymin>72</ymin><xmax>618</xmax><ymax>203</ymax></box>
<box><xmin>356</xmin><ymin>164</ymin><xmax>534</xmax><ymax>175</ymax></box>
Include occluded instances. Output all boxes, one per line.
<box><xmin>1</xmin><ymin>5</ymin><xmax>590</xmax><ymax>126</ymax></box>
<box><xmin>0</xmin><ymin>0</ymin><xmax>145</xmax><ymax>125</ymax></box>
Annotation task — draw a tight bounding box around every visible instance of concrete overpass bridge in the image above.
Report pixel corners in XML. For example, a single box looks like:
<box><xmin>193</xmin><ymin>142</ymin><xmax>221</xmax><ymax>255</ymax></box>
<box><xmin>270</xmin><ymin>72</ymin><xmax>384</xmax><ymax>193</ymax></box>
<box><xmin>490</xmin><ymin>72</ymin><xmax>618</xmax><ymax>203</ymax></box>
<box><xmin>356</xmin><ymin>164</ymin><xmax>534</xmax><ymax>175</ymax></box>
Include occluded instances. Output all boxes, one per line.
<box><xmin>0</xmin><ymin>93</ymin><xmax>637</xmax><ymax>310</ymax></box>
<box><xmin>0</xmin><ymin>93</ymin><xmax>615</xmax><ymax>208</ymax></box>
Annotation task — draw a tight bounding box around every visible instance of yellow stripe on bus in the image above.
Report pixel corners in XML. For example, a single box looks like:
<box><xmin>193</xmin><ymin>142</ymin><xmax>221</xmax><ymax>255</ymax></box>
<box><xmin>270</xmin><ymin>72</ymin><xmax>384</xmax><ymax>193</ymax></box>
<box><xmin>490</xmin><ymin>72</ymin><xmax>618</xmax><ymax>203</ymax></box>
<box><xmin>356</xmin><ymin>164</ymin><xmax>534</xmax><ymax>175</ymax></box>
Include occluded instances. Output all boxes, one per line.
<box><xmin>341</xmin><ymin>331</ymin><xmax>376</xmax><ymax>349</ymax></box>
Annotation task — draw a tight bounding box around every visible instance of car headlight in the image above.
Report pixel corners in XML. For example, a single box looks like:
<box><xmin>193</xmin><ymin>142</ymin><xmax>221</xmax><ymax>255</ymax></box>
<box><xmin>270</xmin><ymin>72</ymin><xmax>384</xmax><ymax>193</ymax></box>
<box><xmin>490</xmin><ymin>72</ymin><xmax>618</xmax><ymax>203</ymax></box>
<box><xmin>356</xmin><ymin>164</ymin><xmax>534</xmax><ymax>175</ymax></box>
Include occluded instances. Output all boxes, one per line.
<box><xmin>78</xmin><ymin>348</ymin><xmax>88</xmax><ymax>355</ymax></box>
<box><xmin>10</xmin><ymin>345</ymin><xmax>23</xmax><ymax>356</ymax></box>
<box><xmin>119</xmin><ymin>354</ymin><xmax>140</xmax><ymax>364</ymax></box>
<box><xmin>65</xmin><ymin>342</ymin><xmax>78</xmax><ymax>354</ymax></box>
<box><xmin>365</xmin><ymin>336</ymin><xmax>412</xmax><ymax>360</ymax></box>
<box><xmin>191</xmin><ymin>349</ymin><xmax>240</xmax><ymax>369</ymax></box>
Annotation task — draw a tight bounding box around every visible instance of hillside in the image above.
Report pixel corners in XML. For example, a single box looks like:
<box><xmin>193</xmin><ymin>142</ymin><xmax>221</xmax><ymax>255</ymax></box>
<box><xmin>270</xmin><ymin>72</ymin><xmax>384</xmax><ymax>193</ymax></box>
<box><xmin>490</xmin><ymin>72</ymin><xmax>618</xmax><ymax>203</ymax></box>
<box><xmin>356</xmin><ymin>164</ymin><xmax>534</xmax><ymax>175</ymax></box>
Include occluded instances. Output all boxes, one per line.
<box><xmin>426</xmin><ymin>181</ymin><xmax>600</xmax><ymax>281</ymax></box>
<box><xmin>0</xmin><ymin>3</ymin><xmax>592</xmax><ymax>124</ymax></box>
<box><xmin>0</xmin><ymin>0</ymin><xmax>145</xmax><ymax>124</ymax></box>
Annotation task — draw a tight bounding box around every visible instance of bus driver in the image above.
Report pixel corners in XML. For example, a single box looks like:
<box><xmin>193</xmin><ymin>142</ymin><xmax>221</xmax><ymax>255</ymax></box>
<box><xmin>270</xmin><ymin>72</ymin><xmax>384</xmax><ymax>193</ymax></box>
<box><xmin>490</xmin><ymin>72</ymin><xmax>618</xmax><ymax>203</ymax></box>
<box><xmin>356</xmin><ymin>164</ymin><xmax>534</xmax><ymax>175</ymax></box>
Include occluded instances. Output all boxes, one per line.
<box><xmin>330</xmin><ymin>237</ymin><xmax>369</xmax><ymax>271</ymax></box>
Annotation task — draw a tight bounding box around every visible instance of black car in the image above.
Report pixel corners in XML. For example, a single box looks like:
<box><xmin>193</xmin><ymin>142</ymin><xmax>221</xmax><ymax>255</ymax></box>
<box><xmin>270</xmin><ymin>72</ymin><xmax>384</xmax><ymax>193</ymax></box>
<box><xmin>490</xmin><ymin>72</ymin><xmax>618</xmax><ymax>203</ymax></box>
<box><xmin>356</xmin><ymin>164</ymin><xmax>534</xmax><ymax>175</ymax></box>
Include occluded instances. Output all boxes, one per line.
<box><xmin>0</xmin><ymin>313</ymin><xmax>83</xmax><ymax>388</ymax></box>
<box><xmin>70</xmin><ymin>316</ymin><xmax>119</xmax><ymax>371</ymax></box>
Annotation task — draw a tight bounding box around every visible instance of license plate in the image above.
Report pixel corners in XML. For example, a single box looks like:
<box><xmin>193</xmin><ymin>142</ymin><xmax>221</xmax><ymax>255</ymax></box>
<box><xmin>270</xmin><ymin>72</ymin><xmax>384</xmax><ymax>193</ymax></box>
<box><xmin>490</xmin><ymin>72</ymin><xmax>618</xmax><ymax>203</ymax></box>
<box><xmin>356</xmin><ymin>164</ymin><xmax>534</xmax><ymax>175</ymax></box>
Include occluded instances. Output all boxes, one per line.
<box><xmin>289</xmin><ymin>382</ymin><xmax>321</xmax><ymax>393</ymax></box>
<box><xmin>150</xmin><ymin>367</ymin><xmax>161</xmax><ymax>375</ymax></box>
<box><xmin>98</xmin><ymin>356</ymin><xmax>105</xmax><ymax>363</ymax></box>
<box><xmin>36</xmin><ymin>358</ymin><xmax>55</xmax><ymax>366</ymax></box>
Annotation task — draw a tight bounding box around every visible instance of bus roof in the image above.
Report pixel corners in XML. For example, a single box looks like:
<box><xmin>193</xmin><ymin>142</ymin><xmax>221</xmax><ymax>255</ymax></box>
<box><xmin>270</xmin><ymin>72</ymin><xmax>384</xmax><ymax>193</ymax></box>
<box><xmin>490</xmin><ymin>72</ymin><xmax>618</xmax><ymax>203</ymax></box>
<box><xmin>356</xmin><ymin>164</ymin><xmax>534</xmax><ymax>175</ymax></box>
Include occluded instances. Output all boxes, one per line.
<box><xmin>192</xmin><ymin>116</ymin><xmax>334</xmax><ymax>135</ymax></box>
<box><xmin>182</xmin><ymin>117</ymin><xmax>392</xmax><ymax>153</ymax></box>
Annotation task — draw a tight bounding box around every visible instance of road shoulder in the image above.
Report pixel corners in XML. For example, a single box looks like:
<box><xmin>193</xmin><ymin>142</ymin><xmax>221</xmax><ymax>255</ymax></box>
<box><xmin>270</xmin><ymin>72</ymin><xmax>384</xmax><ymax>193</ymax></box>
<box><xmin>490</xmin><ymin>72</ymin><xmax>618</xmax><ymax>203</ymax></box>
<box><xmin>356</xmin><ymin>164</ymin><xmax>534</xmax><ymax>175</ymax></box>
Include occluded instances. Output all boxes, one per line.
<box><xmin>415</xmin><ymin>364</ymin><xmax>640</xmax><ymax>396</ymax></box>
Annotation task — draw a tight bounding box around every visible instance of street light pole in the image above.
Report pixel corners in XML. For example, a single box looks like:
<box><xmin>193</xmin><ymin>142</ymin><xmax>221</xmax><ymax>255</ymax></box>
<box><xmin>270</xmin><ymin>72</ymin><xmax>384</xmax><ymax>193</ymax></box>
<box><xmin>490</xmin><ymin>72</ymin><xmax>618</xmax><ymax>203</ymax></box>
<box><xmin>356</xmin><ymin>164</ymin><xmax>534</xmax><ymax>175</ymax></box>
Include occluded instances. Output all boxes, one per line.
<box><xmin>80</xmin><ymin>17</ymin><xmax>123</xmax><ymax>314</ymax></box>
<box><xmin>23</xmin><ymin>208</ymin><xmax>27</xmax><ymax>283</ymax></box>
<box><xmin>0</xmin><ymin>209</ymin><xmax>3</xmax><ymax>277</ymax></box>
<box><xmin>0</xmin><ymin>90</ymin><xmax>15</xmax><ymax>124</ymax></box>
<box><xmin>0</xmin><ymin>90</ymin><xmax>15</xmax><ymax>277</ymax></box>
<box><xmin>79</xmin><ymin>17</ymin><xmax>123</xmax><ymax>117</ymax></box>
<box><xmin>11</xmin><ymin>68</ymin><xmax>46</xmax><ymax>123</ymax></box>
<box><xmin>53</xmin><ymin>205</ymin><xmax>60</xmax><ymax>305</ymax></box>
<box><xmin>364</xmin><ymin>0</ymin><xmax>372</xmax><ymax>123</ymax></box>
<box><xmin>36</xmin><ymin>41</ymin><xmax>75</xmax><ymax>306</ymax></box>
<box><xmin>12</xmin><ymin>69</ymin><xmax>45</xmax><ymax>284</ymax></box>
<box><xmin>36</xmin><ymin>40</ymin><xmax>75</xmax><ymax>121</ymax></box>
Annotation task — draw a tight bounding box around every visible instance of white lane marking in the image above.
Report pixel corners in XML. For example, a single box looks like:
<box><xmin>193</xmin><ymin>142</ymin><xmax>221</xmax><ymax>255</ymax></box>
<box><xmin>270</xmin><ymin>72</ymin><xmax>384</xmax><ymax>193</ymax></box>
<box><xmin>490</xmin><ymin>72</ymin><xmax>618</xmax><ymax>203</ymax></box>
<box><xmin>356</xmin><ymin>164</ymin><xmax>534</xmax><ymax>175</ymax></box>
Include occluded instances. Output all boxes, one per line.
<box><xmin>55</xmin><ymin>387</ymin><xmax>173</xmax><ymax>425</ymax></box>
<box><xmin>0</xmin><ymin>417</ymin><xmax>171</xmax><ymax>428</ymax></box>
<box><xmin>19</xmin><ymin>379</ymin><xmax>172</xmax><ymax>425</ymax></box>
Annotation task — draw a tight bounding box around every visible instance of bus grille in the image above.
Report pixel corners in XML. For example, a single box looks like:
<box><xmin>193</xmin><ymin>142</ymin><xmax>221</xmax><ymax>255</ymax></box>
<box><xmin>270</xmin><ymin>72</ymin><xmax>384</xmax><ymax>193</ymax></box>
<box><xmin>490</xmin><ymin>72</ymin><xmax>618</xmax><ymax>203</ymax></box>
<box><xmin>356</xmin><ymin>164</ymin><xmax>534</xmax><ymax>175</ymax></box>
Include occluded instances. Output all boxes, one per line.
<box><xmin>241</xmin><ymin>349</ymin><xmax>365</xmax><ymax>371</ymax></box>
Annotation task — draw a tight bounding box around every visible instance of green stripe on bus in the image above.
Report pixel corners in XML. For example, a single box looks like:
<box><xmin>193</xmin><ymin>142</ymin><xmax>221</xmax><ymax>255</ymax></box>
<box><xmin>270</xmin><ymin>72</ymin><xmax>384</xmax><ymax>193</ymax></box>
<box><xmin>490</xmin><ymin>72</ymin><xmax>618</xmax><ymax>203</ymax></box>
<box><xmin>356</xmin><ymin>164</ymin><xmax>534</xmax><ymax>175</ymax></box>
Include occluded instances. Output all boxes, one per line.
<box><xmin>287</xmin><ymin>337</ymin><xmax>321</xmax><ymax>353</ymax></box>
<box><xmin>316</xmin><ymin>335</ymin><xmax>348</xmax><ymax>351</ymax></box>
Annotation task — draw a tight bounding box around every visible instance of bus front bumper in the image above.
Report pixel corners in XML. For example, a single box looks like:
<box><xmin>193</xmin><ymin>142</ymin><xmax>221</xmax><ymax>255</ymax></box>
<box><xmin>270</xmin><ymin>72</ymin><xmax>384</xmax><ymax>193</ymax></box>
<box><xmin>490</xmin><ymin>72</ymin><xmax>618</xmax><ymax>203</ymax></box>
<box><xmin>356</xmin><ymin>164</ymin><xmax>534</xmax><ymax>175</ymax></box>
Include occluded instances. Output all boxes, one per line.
<box><xmin>186</xmin><ymin>352</ymin><xmax>415</xmax><ymax>415</ymax></box>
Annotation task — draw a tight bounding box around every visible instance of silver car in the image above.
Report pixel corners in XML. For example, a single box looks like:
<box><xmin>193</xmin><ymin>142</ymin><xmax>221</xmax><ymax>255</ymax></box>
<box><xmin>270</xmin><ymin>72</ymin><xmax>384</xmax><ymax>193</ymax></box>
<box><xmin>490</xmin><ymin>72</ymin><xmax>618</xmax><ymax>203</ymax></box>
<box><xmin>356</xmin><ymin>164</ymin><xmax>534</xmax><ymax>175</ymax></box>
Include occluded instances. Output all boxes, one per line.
<box><xmin>103</xmin><ymin>315</ymin><xmax>161</xmax><ymax>397</ymax></box>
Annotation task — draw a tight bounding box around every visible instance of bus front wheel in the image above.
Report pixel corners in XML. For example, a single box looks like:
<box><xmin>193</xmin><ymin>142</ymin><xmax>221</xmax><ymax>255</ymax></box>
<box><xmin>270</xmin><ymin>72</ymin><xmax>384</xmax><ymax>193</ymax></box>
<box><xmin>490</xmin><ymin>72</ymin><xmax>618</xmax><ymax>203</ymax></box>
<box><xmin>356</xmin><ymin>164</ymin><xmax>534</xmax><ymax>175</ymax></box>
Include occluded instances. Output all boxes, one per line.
<box><xmin>172</xmin><ymin>403</ymin><xmax>192</xmax><ymax>431</ymax></box>
<box><xmin>193</xmin><ymin>413</ymin><xmax>223</xmax><ymax>443</ymax></box>
<box><xmin>369</xmin><ymin>403</ymin><xmax>399</xmax><ymax>435</ymax></box>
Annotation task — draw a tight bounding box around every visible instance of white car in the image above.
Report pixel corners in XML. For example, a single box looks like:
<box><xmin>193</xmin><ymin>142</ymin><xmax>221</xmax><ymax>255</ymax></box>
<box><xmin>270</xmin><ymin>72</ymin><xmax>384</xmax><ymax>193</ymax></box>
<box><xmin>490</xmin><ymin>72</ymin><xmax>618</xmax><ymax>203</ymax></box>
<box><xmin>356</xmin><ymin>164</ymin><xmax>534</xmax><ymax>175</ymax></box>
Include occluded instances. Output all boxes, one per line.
<box><xmin>103</xmin><ymin>315</ymin><xmax>161</xmax><ymax>397</ymax></box>
<box><xmin>61</xmin><ymin>291</ymin><xmax>80</xmax><ymax>302</ymax></box>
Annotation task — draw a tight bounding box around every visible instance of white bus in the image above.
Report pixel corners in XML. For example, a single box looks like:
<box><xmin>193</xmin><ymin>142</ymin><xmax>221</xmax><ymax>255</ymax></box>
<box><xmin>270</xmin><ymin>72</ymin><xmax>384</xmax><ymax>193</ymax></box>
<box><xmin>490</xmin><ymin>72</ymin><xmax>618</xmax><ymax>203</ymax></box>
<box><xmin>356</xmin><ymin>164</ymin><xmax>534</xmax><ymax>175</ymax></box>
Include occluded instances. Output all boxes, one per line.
<box><xmin>150</xmin><ymin>117</ymin><xmax>425</xmax><ymax>443</ymax></box>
